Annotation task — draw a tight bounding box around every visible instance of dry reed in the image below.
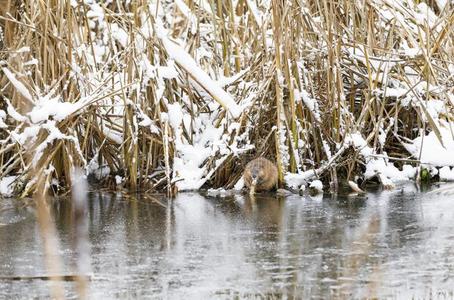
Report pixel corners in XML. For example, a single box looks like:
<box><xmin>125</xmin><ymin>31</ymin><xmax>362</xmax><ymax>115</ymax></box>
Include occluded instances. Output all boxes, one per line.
<box><xmin>0</xmin><ymin>0</ymin><xmax>453</xmax><ymax>196</ymax></box>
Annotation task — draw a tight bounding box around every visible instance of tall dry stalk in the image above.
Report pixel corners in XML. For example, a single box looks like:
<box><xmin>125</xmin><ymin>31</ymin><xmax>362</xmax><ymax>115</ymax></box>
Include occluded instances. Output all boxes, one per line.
<box><xmin>0</xmin><ymin>0</ymin><xmax>453</xmax><ymax>196</ymax></box>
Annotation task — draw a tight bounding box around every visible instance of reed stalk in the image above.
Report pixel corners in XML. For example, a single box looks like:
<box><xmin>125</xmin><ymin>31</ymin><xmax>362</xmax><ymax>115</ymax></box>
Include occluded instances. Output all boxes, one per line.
<box><xmin>0</xmin><ymin>0</ymin><xmax>452</xmax><ymax>196</ymax></box>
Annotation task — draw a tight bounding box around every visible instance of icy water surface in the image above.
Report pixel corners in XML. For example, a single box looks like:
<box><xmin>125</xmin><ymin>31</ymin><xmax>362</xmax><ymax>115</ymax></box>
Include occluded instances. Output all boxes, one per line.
<box><xmin>1</xmin><ymin>185</ymin><xmax>454</xmax><ymax>299</ymax></box>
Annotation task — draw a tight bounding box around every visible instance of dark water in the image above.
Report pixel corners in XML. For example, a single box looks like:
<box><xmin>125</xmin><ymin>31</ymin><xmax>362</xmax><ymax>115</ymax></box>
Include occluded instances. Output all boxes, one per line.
<box><xmin>1</xmin><ymin>185</ymin><xmax>454</xmax><ymax>299</ymax></box>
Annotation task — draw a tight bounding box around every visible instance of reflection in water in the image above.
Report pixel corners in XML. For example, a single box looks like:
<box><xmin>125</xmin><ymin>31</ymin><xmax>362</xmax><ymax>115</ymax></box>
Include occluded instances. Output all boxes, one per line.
<box><xmin>0</xmin><ymin>185</ymin><xmax>454</xmax><ymax>299</ymax></box>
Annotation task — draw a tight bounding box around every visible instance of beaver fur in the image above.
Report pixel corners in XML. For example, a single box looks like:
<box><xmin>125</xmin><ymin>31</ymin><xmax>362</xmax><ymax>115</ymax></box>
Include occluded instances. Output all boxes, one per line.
<box><xmin>244</xmin><ymin>157</ymin><xmax>278</xmax><ymax>192</ymax></box>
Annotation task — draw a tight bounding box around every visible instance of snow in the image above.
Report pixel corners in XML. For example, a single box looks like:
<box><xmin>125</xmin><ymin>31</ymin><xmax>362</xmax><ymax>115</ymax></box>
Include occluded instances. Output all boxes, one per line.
<box><xmin>2</xmin><ymin>68</ymin><xmax>34</xmax><ymax>103</ymax></box>
<box><xmin>87</xmin><ymin>153</ymin><xmax>111</xmax><ymax>181</ymax></box>
<box><xmin>28</xmin><ymin>96</ymin><xmax>85</xmax><ymax>123</ymax></box>
<box><xmin>347</xmin><ymin>132</ymin><xmax>416</xmax><ymax>186</ymax></box>
<box><xmin>364</xmin><ymin>159</ymin><xmax>416</xmax><ymax>186</ymax></box>
<box><xmin>346</xmin><ymin>133</ymin><xmax>373</xmax><ymax>157</ymax></box>
<box><xmin>169</xmin><ymin>111</ymin><xmax>252</xmax><ymax>191</ymax></box>
<box><xmin>245</xmin><ymin>0</ymin><xmax>263</xmax><ymax>26</ymax></box>
<box><xmin>24</xmin><ymin>58</ymin><xmax>38</xmax><ymax>66</ymax></box>
<box><xmin>300</xmin><ymin>88</ymin><xmax>321</xmax><ymax>121</ymax></box>
<box><xmin>285</xmin><ymin>171</ymin><xmax>312</xmax><ymax>189</ymax></box>
<box><xmin>0</xmin><ymin>109</ymin><xmax>7</xmax><ymax>128</ymax></box>
<box><xmin>382</xmin><ymin>87</ymin><xmax>408</xmax><ymax>98</ymax></box>
<box><xmin>424</xmin><ymin>100</ymin><xmax>445</xmax><ymax>121</ymax></box>
<box><xmin>435</xmin><ymin>0</ymin><xmax>448</xmax><ymax>10</ymax></box>
<box><xmin>415</xmin><ymin>3</ymin><xmax>438</xmax><ymax>27</ymax></box>
<box><xmin>171</xmin><ymin>114</ymin><xmax>222</xmax><ymax>190</ymax></box>
<box><xmin>93</xmin><ymin>166</ymin><xmax>111</xmax><ymax>180</ymax></box>
<box><xmin>16</xmin><ymin>47</ymin><xmax>30</xmax><ymax>53</ymax></box>
<box><xmin>86</xmin><ymin>1</ymin><xmax>104</xmax><ymax>23</ymax></box>
<box><xmin>277</xmin><ymin>125</ymin><xmax>290</xmax><ymax>170</ymax></box>
<box><xmin>138</xmin><ymin>113</ymin><xmax>160</xmax><ymax>134</ymax></box>
<box><xmin>309</xmin><ymin>180</ymin><xmax>323</xmax><ymax>192</ymax></box>
<box><xmin>157</xmin><ymin>62</ymin><xmax>178</xmax><ymax>79</ymax></box>
<box><xmin>110</xmin><ymin>23</ymin><xmax>129</xmax><ymax>48</ymax></box>
<box><xmin>11</xmin><ymin>125</ymin><xmax>40</xmax><ymax>145</ymax></box>
<box><xmin>233</xmin><ymin>177</ymin><xmax>245</xmax><ymax>190</ymax></box>
<box><xmin>159</xmin><ymin>35</ymin><xmax>242</xmax><ymax>119</ymax></box>
<box><xmin>0</xmin><ymin>176</ymin><xmax>17</xmax><ymax>197</ymax></box>
<box><xmin>174</xmin><ymin>0</ymin><xmax>191</xmax><ymax>17</ymax></box>
<box><xmin>31</xmin><ymin>120</ymin><xmax>84</xmax><ymax>166</ymax></box>
<box><xmin>5</xmin><ymin>98</ymin><xmax>28</xmax><ymax>122</ymax></box>
<box><xmin>402</xmin><ymin>48</ymin><xmax>420</xmax><ymax>58</ymax></box>
<box><xmin>439</xmin><ymin>166</ymin><xmax>454</xmax><ymax>181</ymax></box>
<box><xmin>101</xmin><ymin>124</ymin><xmax>123</xmax><ymax>145</ymax></box>
<box><xmin>402</xmin><ymin>165</ymin><xmax>417</xmax><ymax>179</ymax></box>
<box><xmin>167</xmin><ymin>103</ymin><xmax>184</xmax><ymax>130</ymax></box>
<box><xmin>217</xmin><ymin>69</ymin><xmax>249</xmax><ymax>88</ymax></box>
<box><xmin>115</xmin><ymin>175</ymin><xmax>124</xmax><ymax>185</ymax></box>
<box><xmin>2</xmin><ymin>0</ymin><xmax>454</xmax><ymax>195</ymax></box>
<box><xmin>403</xmin><ymin>125</ymin><xmax>454</xmax><ymax>166</ymax></box>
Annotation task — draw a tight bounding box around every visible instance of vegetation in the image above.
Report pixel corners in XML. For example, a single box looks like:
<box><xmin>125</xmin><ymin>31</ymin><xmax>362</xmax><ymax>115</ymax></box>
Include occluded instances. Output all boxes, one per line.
<box><xmin>0</xmin><ymin>0</ymin><xmax>453</xmax><ymax>197</ymax></box>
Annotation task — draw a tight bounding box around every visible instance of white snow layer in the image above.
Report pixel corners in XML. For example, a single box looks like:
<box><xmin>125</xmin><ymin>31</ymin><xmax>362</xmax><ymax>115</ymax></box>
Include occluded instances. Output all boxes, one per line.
<box><xmin>347</xmin><ymin>132</ymin><xmax>416</xmax><ymax>186</ymax></box>
<box><xmin>439</xmin><ymin>166</ymin><xmax>454</xmax><ymax>181</ymax></box>
<box><xmin>160</xmin><ymin>36</ymin><xmax>242</xmax><ymax>119</ymax></box>
<box><xmin>0</xmin><ymin>176</ymin><xmax>17</xmax><ymax>197</ymax></box>
<box><xmin>309</xmin><ymin>180</ymin><xmax>323</xmax><ymax>192</ymax></box>
<box><xmin>0</xmin><ymin>109</ymin><xmax>7</xmax><ymax>128</ymax></box>
<box><xmin>167</xmin><ymin>102</ymin><xmax>252</xmax><ymax>191</ymax></box>
<box><xmin>28</xmin><ymin>96</ymin><xmax>86</xmax><ymax>123</ymax></box>
<box><xmin>2</xmin><ymin>67</ymin><xmax>34</xmax><ymax>103</ymax></box>
<box><xmin>404</xmin><ymin>126</ymin><xmax>454</xmax><ymax>167</ymax></box>
<box><xmin>285</xmin><ymin>171</ymin><xmax>313</xmax><ymax>189</ymax></box>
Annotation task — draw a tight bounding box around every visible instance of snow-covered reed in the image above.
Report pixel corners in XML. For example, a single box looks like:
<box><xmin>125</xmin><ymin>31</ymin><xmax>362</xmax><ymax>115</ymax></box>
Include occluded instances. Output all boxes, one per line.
<box><xmin>0</xmin><ymin>0</ymin><xmax>453</xmax><ymax>197</ymax></box>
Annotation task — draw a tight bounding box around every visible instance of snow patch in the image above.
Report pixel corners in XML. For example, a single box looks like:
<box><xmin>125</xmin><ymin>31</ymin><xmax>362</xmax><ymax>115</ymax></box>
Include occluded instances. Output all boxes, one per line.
<box><xmin>28</xmin><ymin>96</ymin><xmax>86</xmax><ymax>123</ymax></box>
<box><xmin>233</xmin><ymin>177</ymin><xmax>245</xmax><ymax>190</ymax></box>
<box><xmin>439</xmin><ymin>166</ymin><xmax>454</xmax><ymax>181</ymax></box>
<box><xmin>309</xmin><ymin>180</ymin><xmax>323</xmax><ymax>192</ymax></box>
<box><xmin>2</xmin><ymin>68</ymin><xmax>34</xmax><ymax>103</ymax></box>
<box><xmin>0</xmin><ymin>176</ymin><xmax>17</xmax><ymax>197</ymax></box>
<box><xmin>285</xmin><ymin>171</ymin><xmax>313</xmax><ymax>189</ymax></box>
<box><xmin>0</xmin><ymin>109</ymin><xmax>7</xmax><ymax>128</ymax></box>
<box><xmin>403</xmin><ymin>125</ymin><xmax>454</xmax><ymax>166</ymax></box>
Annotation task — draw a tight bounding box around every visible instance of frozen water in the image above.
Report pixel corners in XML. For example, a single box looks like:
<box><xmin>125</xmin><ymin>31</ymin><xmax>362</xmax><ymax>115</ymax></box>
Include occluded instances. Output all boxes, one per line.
<box><xmin>1</xmin><ymin>187</ymin><xmax>453</xmax><ymax>298</ymax></box>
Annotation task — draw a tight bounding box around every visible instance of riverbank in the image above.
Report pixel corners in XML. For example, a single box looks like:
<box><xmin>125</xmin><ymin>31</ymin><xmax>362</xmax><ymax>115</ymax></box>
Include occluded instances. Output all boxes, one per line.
<box><xmin>1</xmin><ymin>1</ymin><xmax>453</xmax><ymax>197</ymax></box>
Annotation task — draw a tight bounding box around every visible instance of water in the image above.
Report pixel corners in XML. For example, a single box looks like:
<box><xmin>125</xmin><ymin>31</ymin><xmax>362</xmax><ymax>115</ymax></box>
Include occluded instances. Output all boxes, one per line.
<box><xmin>1</xmin><ymin>185</ymin><xmax>454</xmax><ymax>299</ymax></box>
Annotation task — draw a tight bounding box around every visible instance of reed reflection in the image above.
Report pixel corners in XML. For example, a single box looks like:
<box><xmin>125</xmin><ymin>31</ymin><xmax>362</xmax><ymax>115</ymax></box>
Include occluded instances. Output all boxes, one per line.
<box><xmin>1</xmin><ymin>186</ymin><xmax>453</xmax><ymax>299</ymax></box>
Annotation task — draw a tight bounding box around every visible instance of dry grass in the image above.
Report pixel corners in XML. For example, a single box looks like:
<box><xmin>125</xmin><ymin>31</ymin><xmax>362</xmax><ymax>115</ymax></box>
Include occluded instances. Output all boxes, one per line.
<box><xmin>0</xmin><ymin>0</ymin><xmax>453</xmax><ymax>196</ymax></box>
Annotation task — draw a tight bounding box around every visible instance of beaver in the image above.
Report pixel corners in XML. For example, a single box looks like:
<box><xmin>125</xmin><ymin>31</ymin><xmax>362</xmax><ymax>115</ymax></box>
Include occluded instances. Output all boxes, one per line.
<box><xmin>244</xmin><ymin>157</ymin><xmax>278</xmax><ymax>193</ymax></box>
